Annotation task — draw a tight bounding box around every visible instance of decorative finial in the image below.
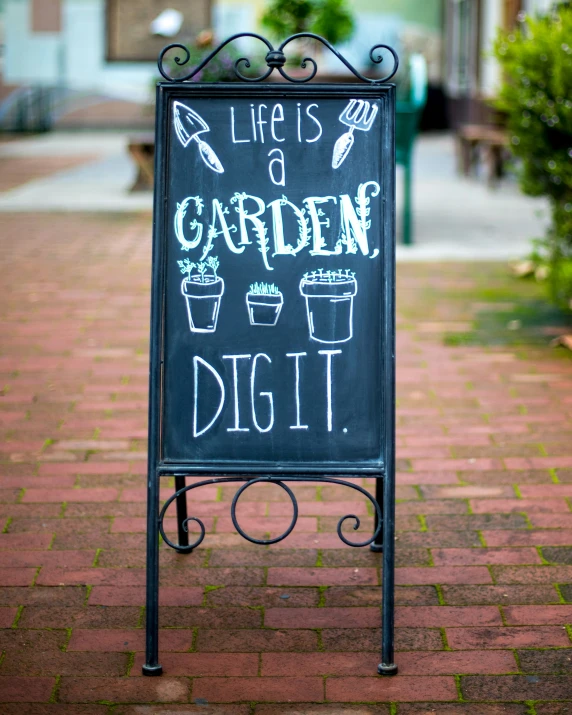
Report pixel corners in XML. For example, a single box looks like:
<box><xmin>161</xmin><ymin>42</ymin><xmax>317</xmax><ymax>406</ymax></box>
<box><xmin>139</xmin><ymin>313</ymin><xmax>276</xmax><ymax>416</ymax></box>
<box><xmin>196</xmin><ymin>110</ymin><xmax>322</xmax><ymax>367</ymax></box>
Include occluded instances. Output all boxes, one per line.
<box><xmin>265</xmin><ymin>50</ymin><xmax>287</xmax><ymax>69</ymax></box>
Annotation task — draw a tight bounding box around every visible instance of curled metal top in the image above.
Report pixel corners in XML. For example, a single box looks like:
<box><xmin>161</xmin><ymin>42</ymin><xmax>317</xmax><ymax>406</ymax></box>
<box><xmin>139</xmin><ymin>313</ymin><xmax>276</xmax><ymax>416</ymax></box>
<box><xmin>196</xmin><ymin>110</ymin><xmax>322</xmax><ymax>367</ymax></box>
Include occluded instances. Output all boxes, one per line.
<box><xmin>158</xmin><ymin>32</ymin><xmax>399</xmax><ymax>84</ymax></box>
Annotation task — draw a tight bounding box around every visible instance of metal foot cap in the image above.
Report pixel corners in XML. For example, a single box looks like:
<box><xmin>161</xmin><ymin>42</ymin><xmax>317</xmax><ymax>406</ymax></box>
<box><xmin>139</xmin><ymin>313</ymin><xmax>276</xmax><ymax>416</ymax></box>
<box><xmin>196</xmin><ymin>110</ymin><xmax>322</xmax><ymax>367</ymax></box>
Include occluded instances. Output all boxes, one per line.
<box><xmin>378</xmin><ymin>662</ymin><xmax>398</xmax><ymax>676</ymax></box>
<box><xmin>142</xmin><ymin>664</ymin><xmax>163</xmax><ymax>676</ymax></box>
<box><xmin>369</xmin><ymin>543</ymin><xmax>383</xmax><ymax>553</ymax></box>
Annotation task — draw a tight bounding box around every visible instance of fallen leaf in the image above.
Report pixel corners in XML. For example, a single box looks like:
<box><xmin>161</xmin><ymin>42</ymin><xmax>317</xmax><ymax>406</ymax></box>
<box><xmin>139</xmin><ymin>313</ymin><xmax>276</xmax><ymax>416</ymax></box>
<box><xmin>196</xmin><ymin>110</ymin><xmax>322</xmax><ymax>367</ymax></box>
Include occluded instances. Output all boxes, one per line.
<box><xmin>550</xmin><ymin>334</ymin><xmax>572</xmax><ymax>351</ymax></box>
<box><xmin>509</xmin><ymin>259</ymin><xmax>535</xmax><ymax>277</ymax></box>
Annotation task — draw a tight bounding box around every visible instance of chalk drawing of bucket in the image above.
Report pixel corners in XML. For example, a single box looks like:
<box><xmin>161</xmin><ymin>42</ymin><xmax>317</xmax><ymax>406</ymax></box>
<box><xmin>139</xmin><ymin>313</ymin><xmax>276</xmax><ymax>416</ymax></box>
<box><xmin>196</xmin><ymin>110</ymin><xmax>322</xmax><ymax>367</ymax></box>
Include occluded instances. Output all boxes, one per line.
<box><xmin>299</xmin><ymin>272</ymin><xmax>358</xmax><ymax>344</ymax></box>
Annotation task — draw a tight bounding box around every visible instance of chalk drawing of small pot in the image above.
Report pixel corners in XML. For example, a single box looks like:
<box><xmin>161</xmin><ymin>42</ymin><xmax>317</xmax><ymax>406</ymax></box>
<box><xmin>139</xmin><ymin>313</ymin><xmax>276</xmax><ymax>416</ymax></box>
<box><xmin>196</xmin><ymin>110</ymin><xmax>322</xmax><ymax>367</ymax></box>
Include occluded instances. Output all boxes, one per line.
<box><xmin>299</xmin><ymin>270</ymin><xmax>358</xmax><ymax>344</ymax></box>
<box><xmin>178</xmin><ymin>256</ymin><xmax>224</xmax><ymax>333</ymax></box>
<box><xmin>181</xmin><ymin>277</ymin><xmax>224</xmax><ymax>333</ymax></box>
<box><xmin>246</xmin><ymin>282</ymin><xmax>283</xmax><ymax>327</ymax></box>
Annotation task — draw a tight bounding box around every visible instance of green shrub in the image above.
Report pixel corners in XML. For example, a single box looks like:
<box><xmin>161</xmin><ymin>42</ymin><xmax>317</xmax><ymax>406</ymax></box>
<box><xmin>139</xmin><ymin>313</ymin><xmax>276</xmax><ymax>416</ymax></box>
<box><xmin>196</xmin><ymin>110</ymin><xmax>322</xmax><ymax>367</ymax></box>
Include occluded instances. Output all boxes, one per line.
<box><xmin>260</xmin><ymin>0</ymin><xmax>354</xmax><ymax>46</ymax></box>
<box><xmin>493</xmin><ymin>2</ymin><xmax>572</xmax><ymax>309</ymax></box>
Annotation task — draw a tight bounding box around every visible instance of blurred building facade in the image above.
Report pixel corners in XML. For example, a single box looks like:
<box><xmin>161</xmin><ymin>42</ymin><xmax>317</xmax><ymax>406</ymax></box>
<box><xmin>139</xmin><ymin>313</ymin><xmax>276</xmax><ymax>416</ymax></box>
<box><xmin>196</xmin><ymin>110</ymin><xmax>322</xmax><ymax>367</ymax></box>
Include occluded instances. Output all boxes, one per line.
<box><xmin>1</xmin><ymin>0</ymin><xmax>441</xmax><ymax>98</ymax></box>
<box><xmin>445</xmin><ymin>0</ymin><xmax>560</xmax><ymax>128</ymax></box>
<box><xmin>0</xmin><ymin>0</ymin><xmax>564</xmax><ymax>130</ymax></box>
<box><xmin>2</xmin><ymin>0</ymin><xmax>213</xmax><ymax>101</ymax></box>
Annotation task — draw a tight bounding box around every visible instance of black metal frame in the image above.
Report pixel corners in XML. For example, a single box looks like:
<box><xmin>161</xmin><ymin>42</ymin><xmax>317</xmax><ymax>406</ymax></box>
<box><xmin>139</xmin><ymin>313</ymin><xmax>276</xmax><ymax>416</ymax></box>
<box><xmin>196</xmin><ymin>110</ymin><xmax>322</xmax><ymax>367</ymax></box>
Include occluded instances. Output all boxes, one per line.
<box><xmin>144</xmin><ymin>33</ymin><xmax>398</xmax><ymax>678</ymax></box>
<box><xmin>157</xmin><ymin>31</ymin><xmax>398</xmax><ymax>84</ymax></box>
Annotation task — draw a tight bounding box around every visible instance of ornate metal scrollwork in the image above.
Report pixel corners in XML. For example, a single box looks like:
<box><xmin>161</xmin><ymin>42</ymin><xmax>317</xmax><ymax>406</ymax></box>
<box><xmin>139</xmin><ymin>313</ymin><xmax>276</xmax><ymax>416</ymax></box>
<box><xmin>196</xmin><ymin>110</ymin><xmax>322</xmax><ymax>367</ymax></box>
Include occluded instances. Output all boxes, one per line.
<box><xmin>158</xmin><ymin>32</ymin><xmax>399</xmax><ymax>84</ymax></box>
<box><xmin>159</xmin><ymin>475</ymin><xmax>382</xmax><ymax>552</ymax></box>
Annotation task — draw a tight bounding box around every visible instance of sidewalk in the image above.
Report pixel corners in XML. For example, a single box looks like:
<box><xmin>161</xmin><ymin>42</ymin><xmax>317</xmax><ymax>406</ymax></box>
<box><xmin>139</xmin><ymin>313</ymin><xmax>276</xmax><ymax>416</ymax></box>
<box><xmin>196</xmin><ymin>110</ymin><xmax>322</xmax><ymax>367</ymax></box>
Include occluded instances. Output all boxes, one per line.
<box><xmin>0</xmin><ymin>131</ymin><xmax>550</xmax><ymax>260</ymax></box>
<box><xmin>0</xmin><ymin>210</ymin><xmax>571</xmax><ymax>710</ymax></box>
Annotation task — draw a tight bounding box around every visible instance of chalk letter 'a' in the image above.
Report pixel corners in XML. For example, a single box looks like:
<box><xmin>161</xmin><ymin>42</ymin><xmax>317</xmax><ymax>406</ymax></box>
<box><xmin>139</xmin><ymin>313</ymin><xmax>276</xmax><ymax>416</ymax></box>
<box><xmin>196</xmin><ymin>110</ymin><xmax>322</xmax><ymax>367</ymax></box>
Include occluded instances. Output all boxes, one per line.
<box><xmin>193</xmin><ymin>356</ymin><xmax>225</xmax><ymax>437</ymax></box>
<box><xmin>268</xmin><ymin>148</ymin><xmax>285</xmax><ymax>187</ymax></box>
<box><xmin>212</xmin><ymin>199</ymin><xmax>244</xmax><ymax>254</ymax></box>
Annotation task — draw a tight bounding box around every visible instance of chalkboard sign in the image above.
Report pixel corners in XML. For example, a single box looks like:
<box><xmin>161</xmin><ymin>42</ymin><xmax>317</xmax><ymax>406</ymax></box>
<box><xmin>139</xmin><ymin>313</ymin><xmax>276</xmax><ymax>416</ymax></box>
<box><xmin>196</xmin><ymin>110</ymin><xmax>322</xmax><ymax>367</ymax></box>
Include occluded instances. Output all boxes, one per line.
<box><xmin>144</xmin><ymin>35</ymin><xmax>399</xmax><ymax>679</ymax></box>
<box><xmin>149</xmin><ymin>84</ymin><xmax>395</xmax><ymax>476</ymax></box>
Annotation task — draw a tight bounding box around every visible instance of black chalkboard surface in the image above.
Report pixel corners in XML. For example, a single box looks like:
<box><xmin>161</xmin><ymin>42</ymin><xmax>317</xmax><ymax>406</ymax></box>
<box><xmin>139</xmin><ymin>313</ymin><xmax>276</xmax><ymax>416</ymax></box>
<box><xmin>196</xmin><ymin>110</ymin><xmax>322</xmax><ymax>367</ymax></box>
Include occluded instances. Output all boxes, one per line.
<box><xmin>150</xmin><ymin>84</ymin><xmax>395</xmax><ymax>475</ymax></box>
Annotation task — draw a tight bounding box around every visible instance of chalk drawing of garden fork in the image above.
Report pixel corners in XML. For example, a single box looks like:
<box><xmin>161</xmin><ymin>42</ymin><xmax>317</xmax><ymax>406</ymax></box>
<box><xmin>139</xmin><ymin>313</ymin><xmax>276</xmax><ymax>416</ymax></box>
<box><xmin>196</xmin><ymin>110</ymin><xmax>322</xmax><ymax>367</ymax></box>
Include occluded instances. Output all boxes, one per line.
<box><xmin>332</xmin><ymin>99</ymin><xmax>379</xmax><ymax>169</ymax></box>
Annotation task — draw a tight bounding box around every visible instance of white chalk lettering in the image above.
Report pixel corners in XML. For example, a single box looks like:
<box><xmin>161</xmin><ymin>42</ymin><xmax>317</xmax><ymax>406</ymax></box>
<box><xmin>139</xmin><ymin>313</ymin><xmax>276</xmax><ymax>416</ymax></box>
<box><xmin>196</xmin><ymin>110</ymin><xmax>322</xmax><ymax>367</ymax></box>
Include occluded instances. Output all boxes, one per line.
<box><xmin>174</xmin><ymin>196</ymin><xmax>204</xmax><ymax>251</ymax></box>
<box><xmin>340</xmin><ymin>181</ymin><xmax>381</xmax><ymax>256</ymax></box>
<box><xmin>305</xmin><ymin>103</ymin><xmax>322</xmax><ymax>143</ymax></box>
<box><xmin>257</xmin><ymin>104</ymin><xmax>267</xmax><ymax>143</ymax></box>
<box><xmin>230</xmin><ymin>106</ymin><xmax>249</xmax><ymax>143</ymax></box>
<box><xmin>250</xmin><ymin>353</ymin><xmax>274</xmax><ymax>433</ymax></box>
<box><xmin>267</xmin><ymin>148</ymin><xmax>286</xmax><ymax>187</ymax></box>
<box><xmin>319</xmin><ymin>349</ymin><xmax>342</xmax><ymax>432</ymax></box>
<box><xmin>271</xmin><ymin>104</ymin><xmax>285</xmax><ymax>142</ymax></box>
<box><xmin>231</xmin><ymin>192</ymin><xmax>273</xmax><ymax>271</ymax></box>
<box><xmin>174</xmin><ymin>182</ymin><xmax>381</xmax><ymax>268</ymax></box>
<box><xmin>305</xmin><ymin>196</ymin><xmax>340</xmax><ymax>256</ymax></box>
<box><xmin>357</xmin><ymin>181</ymin><xmax>381</xmax><ymax>259</ymax></box>
<box><xmin>250</xmin><ymin>104</ymin><xmax>257</xmax><ymax>141</ymax></box>
<box><xmin>204</xmin><ymin>199</ymin><xmax>243</xmax><ymax>259</ymax></box>
<box><xmin>193</xmin><ymin>356</ymin><xmax>225</xmax><ymax>437</ymax></box>
<box><xmin>269</xmin><ymin>196</ymin><xmax>310</xmax><ymax>256</ymax></box>
<box><xmin>191</xmin><ymin>350</ymin><xmax>347</xmax><ymax>436</ymax></box>
<box><xmin>222</xmin><ymin>354</ymin><xmax>251</xmax><ymax>432</ymax></box>
<box><xmin>232</xmin><ymin>193</ymin><xmax>265</xmax><ymax>246</ymax></box>
<box><xmin>286</xmin><ymin>352</ymin><xmax>308</xmax><ymax>430</ymax></box>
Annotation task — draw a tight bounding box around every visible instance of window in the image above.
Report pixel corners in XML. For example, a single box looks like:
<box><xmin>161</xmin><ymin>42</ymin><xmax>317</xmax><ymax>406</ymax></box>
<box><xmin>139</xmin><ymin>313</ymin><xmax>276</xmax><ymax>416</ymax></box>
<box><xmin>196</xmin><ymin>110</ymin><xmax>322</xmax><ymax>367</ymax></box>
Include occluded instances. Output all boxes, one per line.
<box><xmin>31</xmin><ymin>0</ymin><xmax>61</xmax><ymax>33</ymax></box>
<box><xmin>446</xmin><ymin>0</ymin><xmax>480</xmax><ymax>96</ymax></box>
<box><xmin>106</xmin><ymin>0</ymin><xmax>212</xmax><ymax>62</ymax></box>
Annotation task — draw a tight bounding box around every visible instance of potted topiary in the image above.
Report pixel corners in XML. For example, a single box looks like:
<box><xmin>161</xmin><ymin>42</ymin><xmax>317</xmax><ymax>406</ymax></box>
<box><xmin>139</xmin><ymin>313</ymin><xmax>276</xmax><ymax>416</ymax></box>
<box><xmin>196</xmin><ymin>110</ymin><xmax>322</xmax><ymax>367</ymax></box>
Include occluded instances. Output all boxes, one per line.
<box><xmin>260</xmin><ymin>0</ymin><xmax>354</xmax><ymax>48</ymax></box>
<box><xmin>260</xmin><ymin>0</ymin><xmax>355</xmax><ymax>80</ymax></box>
<box><xmin>178</xmin><ymin>256</ymin><xmax>224</xmax><ymax>333</ymax></box>
<box><xmin>246</xmin><ymin>282</ymin><xmax>284</xmax><ymax>326</ymax></box>
<box><xmin>299</xmin><ymin>269</ymin><xmax>357</xmax><ymax>344</ymax></box>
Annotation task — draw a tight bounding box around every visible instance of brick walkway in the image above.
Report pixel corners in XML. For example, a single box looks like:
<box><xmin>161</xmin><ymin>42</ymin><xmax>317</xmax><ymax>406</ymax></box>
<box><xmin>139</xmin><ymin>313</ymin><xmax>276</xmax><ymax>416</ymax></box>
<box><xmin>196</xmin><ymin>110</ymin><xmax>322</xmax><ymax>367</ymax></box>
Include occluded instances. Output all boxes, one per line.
<box><xmin>0</xmin><ymin>213</ymin><xmax>571</xmax><ymax>713</ymax></box>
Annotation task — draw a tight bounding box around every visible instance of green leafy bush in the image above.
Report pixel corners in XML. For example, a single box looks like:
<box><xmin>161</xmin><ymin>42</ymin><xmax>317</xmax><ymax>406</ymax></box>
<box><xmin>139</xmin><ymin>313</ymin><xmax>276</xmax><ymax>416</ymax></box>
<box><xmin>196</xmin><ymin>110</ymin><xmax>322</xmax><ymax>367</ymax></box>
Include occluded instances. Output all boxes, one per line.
<box><xmin>493</xmin><ymin>2</ymin><xmax>572</xmax><ymax>308</ymax></box>
<box><xmin>260</xmin><ymin>0</ymin><xmax>354</xmax><ymax>46</ymax></box>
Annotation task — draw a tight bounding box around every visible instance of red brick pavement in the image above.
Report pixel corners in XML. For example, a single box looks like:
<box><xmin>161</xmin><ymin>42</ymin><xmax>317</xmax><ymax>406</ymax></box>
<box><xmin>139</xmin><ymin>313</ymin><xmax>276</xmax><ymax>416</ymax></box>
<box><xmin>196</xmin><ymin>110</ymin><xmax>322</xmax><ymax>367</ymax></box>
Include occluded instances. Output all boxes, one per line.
<box><xmin>0</xmin><ymin>213</ymin><xmax>571</xmax><ymax>711</ymax></box>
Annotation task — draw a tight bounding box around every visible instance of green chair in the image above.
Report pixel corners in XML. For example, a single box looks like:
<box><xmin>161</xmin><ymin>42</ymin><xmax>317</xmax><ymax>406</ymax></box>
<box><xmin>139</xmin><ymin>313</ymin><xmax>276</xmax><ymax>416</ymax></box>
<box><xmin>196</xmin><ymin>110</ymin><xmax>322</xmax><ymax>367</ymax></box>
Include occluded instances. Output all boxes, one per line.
<box><xmin>396</xmin><ymin>54</ymin><xmax>428</xmax><ymax>245</ymax></box>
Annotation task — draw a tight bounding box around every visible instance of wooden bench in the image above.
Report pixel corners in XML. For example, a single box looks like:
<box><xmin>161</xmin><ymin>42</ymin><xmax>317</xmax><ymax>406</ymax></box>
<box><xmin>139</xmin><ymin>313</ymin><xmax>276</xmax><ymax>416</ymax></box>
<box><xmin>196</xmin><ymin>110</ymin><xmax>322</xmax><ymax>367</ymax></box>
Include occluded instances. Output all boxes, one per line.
<box><xmin>128</xmin><ymin>133</ymin><xmax>155</xmax><ymax>192</ymax></box>
<box><xmin>457</xmin><ymin>124</ymin><xmax>510</xmax><ymax>186</ymax></box>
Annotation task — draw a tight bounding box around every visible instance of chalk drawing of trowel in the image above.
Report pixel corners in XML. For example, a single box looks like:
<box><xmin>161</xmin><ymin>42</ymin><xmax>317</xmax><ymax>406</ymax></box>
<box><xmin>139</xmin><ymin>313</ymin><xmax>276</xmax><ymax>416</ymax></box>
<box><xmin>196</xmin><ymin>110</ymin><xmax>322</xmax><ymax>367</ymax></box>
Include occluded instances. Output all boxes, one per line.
<box><xmin>173</xmin><ymin>101</ymin><xmax>224</xmax><ymax>174</ymax></box>
<box><xmin>332</xmin><ymin>99</ymin><xmax>378</xmax><ymax>170</ymax></box>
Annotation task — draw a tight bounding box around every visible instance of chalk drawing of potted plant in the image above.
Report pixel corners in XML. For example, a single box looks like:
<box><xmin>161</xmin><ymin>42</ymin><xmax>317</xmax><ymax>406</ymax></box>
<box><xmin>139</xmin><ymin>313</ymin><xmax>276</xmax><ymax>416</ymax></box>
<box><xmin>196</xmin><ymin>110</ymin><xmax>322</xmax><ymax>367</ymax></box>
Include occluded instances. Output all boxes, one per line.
<box><xmin>246</xmin><ymin>282</ymin><xmax>284</xmax><ymax>326</ymax></box>
<box><xmin>299</xmin><ymin>269</ymin><xmax>357</xmax><ymax>344</ymax></box>
<box><xmin>178</xmin><ymin>256</ymin><xmax>224</xmax><ymax>333</ymax></box>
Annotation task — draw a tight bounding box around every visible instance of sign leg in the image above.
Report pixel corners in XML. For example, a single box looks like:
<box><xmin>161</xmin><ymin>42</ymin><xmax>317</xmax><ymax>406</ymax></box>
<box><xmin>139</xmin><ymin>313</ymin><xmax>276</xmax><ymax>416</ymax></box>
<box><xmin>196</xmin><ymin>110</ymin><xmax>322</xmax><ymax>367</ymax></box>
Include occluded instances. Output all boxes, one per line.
<box><xmin>370</xmin><ymin>478</ymin><xmax>383</xmax><ymax>552</ymax></box>
<box><xmin>143</xmin><ymin>471</ymin><xmax>162</xmax><ymax>676</ymax></box>
<box><xmin>379</xmin><ymin>473</ymin><xmax>398</xmax><ymax>675</ymax></box>
<box><xmin>175</xmin><ymin>475</ymin><xmax>190</xmax><ymax>550</ymax></box>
